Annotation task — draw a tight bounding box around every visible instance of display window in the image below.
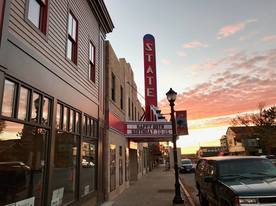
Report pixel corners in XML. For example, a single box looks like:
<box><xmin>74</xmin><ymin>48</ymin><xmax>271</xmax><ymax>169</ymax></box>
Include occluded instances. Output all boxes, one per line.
<box><xmin>0</xmin><ymin>78</ymin><xmax>52</xmax><ymax>206</ymax></box>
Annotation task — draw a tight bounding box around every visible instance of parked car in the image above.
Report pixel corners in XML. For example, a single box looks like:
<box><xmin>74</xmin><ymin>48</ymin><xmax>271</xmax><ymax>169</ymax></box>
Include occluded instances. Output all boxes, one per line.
<box><xmin>261</xmin><ymin>155</ymin><xmax>276</xmax><ymax>166</ymax></box>
<box><xmin>179</xmin><ymin>159</ymin><xmax>194</xmax><ymax>173</ymax></box>
<box><xmin>195</xmin><ymin>156</ymin><xmax>276</xmax><ymax>206</ymax></box>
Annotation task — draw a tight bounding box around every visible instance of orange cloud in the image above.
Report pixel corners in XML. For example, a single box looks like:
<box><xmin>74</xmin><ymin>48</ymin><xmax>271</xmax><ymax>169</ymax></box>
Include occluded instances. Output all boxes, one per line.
<box><xmin>217</xmin><ymin>19</ymin><xmax>257</xmax><ymax>39</ymax></box>
<box><xmin>159</xmin><ymin>49</ymin><xmax>276</xmax><ymax>121</ymax></box>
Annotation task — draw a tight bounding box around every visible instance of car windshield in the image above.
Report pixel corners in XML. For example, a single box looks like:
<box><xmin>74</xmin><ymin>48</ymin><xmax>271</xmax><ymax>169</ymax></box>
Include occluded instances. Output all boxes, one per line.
<box><xmin>181</xmin><ymin>160</ymin><xmax>192</xmax><ymax>164</ymax></box>
<box><xmin>219</xmin><ymin>159</ymin><xmax>276</xmax><ymax>179</ymax></box>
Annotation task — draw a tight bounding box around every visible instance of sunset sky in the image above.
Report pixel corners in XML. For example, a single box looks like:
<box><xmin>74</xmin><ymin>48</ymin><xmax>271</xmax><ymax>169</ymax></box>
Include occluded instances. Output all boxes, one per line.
<box><xmin>104</xmin><ymin>0</ymin><xmax>276</xmax><ymax>154</ymax></box>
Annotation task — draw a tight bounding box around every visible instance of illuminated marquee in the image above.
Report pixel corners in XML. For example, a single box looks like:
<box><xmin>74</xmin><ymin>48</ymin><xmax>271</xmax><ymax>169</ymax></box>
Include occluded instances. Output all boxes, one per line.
<box><xmin>125</xmin><ymin>121</ymin><xmax>172</xmax><ymax>142</ymax></box>
<box><xmin>143</xmin><ymin>34</ymin><xmax>157</xmax><ymax>120</ymax></box>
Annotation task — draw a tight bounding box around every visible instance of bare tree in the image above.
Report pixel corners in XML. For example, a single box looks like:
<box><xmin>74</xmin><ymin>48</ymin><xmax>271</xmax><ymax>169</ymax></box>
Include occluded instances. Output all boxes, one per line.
<box><xmin>231</xmin><ymin>104</ymin><xmax>276</xmax><ymax>154</ymax></box>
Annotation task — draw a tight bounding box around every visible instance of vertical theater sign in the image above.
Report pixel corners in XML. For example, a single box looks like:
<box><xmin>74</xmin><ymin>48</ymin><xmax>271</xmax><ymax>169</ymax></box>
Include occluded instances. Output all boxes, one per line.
<box><xmin>143</xmin><ymin>34</ymin><xmax>157</xmax><ymax>121</ymax></box>
<box><xmin>125</xmin><ymin>34</ymin><xmax>189</xmax><ymax>142</ymax></box>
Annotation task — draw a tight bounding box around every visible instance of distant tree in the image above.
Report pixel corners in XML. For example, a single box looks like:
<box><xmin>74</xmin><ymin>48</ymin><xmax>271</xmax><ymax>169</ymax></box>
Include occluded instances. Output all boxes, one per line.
<box><xmin>231</xmin><ymin>104</ymin><xmax>276</xmax><ymax>154</ymax></box>
<box><xmin>231</xmin><ymin>104</ymin><xmax>275</xmax><ymax>127</ymax></box>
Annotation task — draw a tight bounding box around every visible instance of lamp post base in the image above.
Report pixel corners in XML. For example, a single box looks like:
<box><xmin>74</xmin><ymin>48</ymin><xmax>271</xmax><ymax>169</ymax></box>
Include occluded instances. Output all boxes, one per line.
<box><xmin>173</xmin><ymin>196</ymin><xmax>184</xmax><ymax>204</ymax></box>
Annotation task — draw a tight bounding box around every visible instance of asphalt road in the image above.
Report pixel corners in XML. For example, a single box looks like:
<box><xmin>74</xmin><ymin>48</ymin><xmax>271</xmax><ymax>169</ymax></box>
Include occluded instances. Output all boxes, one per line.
<box><xmin>180</xmin><ymin>172</ymin><xmax>200</xmax><ymax>206</ymax></box>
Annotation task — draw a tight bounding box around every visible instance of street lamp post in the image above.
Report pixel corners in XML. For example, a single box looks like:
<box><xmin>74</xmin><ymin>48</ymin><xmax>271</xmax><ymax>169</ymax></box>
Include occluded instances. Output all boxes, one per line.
<box><xmin>166</xmin><ymin>88</ymin><xmax>184</xmax><ymax>204</ymax></box>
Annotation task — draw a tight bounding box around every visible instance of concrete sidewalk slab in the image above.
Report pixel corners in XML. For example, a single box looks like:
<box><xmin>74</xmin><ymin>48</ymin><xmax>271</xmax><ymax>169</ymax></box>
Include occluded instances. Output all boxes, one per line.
<box><xmin>108</xmin><ymin>166</ymin><xmax>188</xmax><ymax>206</ymax></box>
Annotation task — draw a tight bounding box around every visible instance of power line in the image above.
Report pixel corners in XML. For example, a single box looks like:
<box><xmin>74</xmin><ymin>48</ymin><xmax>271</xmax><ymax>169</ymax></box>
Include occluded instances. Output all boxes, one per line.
<box><xmin>126</xmin><ymin>81</ymin><xmax>145</xmax><ymax>100</ymax></box>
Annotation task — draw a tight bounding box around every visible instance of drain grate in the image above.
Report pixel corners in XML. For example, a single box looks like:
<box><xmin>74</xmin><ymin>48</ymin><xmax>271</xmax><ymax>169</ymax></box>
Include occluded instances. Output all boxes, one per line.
<box><xmin>157</xmin><ymin>189</ymin><xmax>174</xmax><ymax>193</ymax></box>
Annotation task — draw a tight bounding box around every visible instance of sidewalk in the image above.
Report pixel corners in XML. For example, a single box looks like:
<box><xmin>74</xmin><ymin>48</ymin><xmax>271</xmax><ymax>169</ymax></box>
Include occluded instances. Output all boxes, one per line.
<box><xmin>102</xmin><ymin>165</ymin><xmax>189</xmax><ymax>206</ymax></box>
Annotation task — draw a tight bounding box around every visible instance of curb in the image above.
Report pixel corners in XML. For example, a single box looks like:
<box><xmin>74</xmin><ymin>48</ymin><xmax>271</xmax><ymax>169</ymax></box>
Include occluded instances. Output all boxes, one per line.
<box><xmin>179</xmin><ymin>179</ymin><xmax>196</xmax><ymax>206</ymax></box>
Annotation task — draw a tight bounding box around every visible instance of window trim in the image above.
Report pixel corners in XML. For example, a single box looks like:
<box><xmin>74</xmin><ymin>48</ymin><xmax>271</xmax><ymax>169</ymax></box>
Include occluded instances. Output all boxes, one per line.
<box><xmin>0</xmin><ymin>76</ymin><xmax>52</xmax><ymax>129</ymax></box>
<box><xmin>26</xmin><ymin>0</ymin><xmax>48</xmax><ymax>35</ymax></box>
<box><xmin>89</xmin><ymin>41</ymin><xmax>96</xmax><ymax>83</ymax></box>
<box><xmin>66</xmin><ymin>11</ymin><xmax>78</xmax><ymax>65</ymax></box>
<box><xmin>111</xmin><ymin>73</ymin><xmax>116</xmax><ymax>102</ymax></box>
<box><xmin>56</xmin><ymin>101</ymin><xmax>82</xmax><ymax>135</ymax></box>
<box><xmin>0</xmin><ymin>0</ymin><xmax>5</xmax><ymax>43</ymax></box>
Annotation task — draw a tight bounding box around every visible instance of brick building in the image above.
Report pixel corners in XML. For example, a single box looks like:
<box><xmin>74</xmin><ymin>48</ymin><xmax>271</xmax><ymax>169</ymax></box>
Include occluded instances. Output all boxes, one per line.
<box><xmin>104</xmin><ymin>42</ymin><xmax>149</xmax><ymax>200</ymax></box>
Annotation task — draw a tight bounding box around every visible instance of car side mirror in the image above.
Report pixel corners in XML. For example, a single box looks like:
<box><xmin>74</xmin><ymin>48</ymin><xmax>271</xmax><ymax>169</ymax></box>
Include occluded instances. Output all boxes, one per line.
<box><xmin>204</xmin><ymin>176</ymin><xmax>216</xmax><ymax>183</ymax></box>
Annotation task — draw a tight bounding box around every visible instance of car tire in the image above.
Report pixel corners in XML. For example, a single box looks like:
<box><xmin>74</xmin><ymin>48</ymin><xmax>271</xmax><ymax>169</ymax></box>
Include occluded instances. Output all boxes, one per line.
<box><xmin>198</xmin><ymin>189</ymin><xmax>209</xmax><ymax>206</ymax></box>
<box><xmin>218</xmin><ymin>198</ymin><xmax>230</xmax><ymax>206</ymax></box>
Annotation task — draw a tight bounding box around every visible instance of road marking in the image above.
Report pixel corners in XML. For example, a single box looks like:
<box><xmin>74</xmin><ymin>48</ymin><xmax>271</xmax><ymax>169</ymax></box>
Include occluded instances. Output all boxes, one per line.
<box><xmin>179</xmin><ymin>179</ymin><xmax>196</xmax><ymax>206</ymax></box>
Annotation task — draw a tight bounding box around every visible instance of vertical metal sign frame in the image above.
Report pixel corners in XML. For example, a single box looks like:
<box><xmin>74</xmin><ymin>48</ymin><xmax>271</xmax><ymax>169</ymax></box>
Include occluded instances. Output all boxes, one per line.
<box><xmin>143</xmin><ymin>34</ymin><xmax>157</xmax><ymax>121</ymax></box>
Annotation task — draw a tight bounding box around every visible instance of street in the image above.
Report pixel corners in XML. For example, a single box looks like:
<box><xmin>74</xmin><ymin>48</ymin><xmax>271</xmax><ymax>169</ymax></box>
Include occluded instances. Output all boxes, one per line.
<box><xmin>180</xmin><ymin>172</ymin><xmax>199</xmax><ymax>206</ymax></box>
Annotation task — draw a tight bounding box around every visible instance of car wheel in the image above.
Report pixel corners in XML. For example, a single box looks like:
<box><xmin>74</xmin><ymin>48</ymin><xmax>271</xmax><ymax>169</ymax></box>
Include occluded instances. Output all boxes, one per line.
<box><xmin>198</xmin><ymin>189</ymin><xmax>209</xmax><ymax>206</ymax></box>
<box><xmin>218</xmin><ymin>198</ymin><xmax>230</xmax><ymax>206</ymax></box>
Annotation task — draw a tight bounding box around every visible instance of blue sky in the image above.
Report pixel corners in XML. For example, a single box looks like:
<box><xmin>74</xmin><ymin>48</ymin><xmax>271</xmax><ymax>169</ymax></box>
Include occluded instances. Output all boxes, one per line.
<box><xmin>104</xmin><ymin>0</ymin><xmax>276</xmax><ymax>153</ymax></box>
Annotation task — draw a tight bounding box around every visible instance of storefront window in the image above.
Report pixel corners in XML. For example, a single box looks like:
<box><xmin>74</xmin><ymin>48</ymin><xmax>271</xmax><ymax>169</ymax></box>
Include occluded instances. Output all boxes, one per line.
<box><xmin>18</xmin><ymin>87</ymin><xmax>29</xmax><ymax>121</ymax></box>
<box><xmin>87</xmin><ymin>118</ymin><xmax>91</xmax><ymax>137</ymax></box>
<box><xmin>31</xmin><ymin>92</ymin><xmax>40</xmax><ymax>123</ymax></box>
<box><xmin>42</xmin><ymin>97</ymin><xmax>50</xmax><ymax>126</ymax></box>
<box><xmin>52</xmin><ymin>103</ymin><xmax>80</xmax><ymax>205</ymax></box>
<box><xmin>80</xmin><ymin>141</ymin><xmax>96</xmax><ymax>196</ymax></box>
<box><xmin>52</xmin><ymin>131</ymin><xmax>78</xmax><ymax>205</ymax></box>
<box><xmin>110</xmin><ymin>144</ymin><xmax>116</xmax><ymax>192</ymax></box>
<box><xmin>56</xmin><ymin>103</ymin><xmax>61</xmax><ymax>129</ymax></box>
<box><xmin>75</xmin><ymin>112</ymin><xmax>80</xmax><ymax>134</ymax></box>
<box><xmin>0</xmin><ymin>120</ymin><xmax>47</xmax><ymax>206</ymax></box>
<box><xmin>1</xmin><ymin>79</ymin><xmax>15</xmax><ymax>117</ymax></box>
<box><xmin>125</xmin><ymin>148</ymin><xmax>129</xmax><ymax>181</ymax></box>
<box><xmin>63</xmin><ymin>107</ymin><xmax>68</xmax><ymax>131</ymax></box>
<box><xmin>69</xmin><ymin>109</ymin><xmax>74</xmax><ymax>132</ymax></box>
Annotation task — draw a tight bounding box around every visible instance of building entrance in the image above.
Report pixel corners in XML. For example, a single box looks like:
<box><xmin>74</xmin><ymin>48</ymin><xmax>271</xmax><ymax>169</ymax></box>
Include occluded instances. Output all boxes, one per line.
<box><xmin>129</xmin><ymin>149</ymin><xmax>138</xmax><ymax>182</ymax></box>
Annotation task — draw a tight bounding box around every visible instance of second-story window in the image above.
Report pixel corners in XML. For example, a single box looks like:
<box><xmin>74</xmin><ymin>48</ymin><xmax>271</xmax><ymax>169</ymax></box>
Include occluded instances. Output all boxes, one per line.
<box><xmin>89</xmin><ymin>42</ymin><xmax>96</xmax><ymax>82</ymax></box>
<box><xmin>120</xmin><ymin>86</ymin><xmax>123</xmax><ymax>109</ymax></box>
<box><xmin>67</xmin><ymin>12</ymin><xmax>78</xmax><ymax>64</ymax></box>
<box><xmin>27</xmin><ymin>0</ymin><xmax>48</xmax><ymax>34</ymax></box>
<box><xmin>128</xmin><ymin>97</ymin><xmax>130</xmax><ymax>118</ymax></box>
<box><xmin>0</xmin><ymin>0</ymin><xmax>5</xmax><ymax>41</ymax></box>
<box><xmin>111</xmin><ymin>73</ymin><xmax>115</xmax><ymax>101</ymax></box>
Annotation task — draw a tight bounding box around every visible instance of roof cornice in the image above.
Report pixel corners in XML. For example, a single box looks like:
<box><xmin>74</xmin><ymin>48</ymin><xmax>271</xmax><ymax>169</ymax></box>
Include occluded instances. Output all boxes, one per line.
<box><xmin>88</xmin><ymin>0</ymin><xmax>114</xmax><ymax>34</ymax></box>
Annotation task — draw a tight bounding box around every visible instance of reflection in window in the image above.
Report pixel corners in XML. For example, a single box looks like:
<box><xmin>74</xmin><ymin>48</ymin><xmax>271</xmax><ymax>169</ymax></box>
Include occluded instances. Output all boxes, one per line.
<box><xmin>28</xmin><ymin>0</ymin><xmax>40</xmax><ymax>28</ymax></box>
<box><xmin>56</xmin><ymin>104</ymin><xmax>61</xmax><ymax>129</ymax></box>
<box><xmin>1</xmin><ymin>80</ymin><xmax>15</xmax><ymax>117</ymax></box>
<box><xmin>75</xmin><ymin>113</ymin><xmax>80</xmax><ymax>134</ymax></box>
<box><xmin>89</xmin><ymin>42</ymin><xmax>96</xmax><ymax>82</ymax></box>
<box><xmin>52</xmin><ymin>131</ymin><xmax>78</xmax><ymax>204</ymax></box>
<box><xmin>82</xmin><ymin>116</ymin><xmax>86</xmax><ymax>135</ymax></box>
<box><xmin>69</xmin><ymin>109</ymin><xmax>74</xmax><ymax>132</ymax></box>
<box><xmin>42</xmin><ymin>97</ymin><xmax>50</xmax><ymax>126</ymax></box>
<box><xmin>31</xmin><ymin>92</ymin><xmax>40</xmax><ymax>123</ymax></box>
<box><xmin>87</xmin><ymin>118</ymin><xmax>91</xmax><ymax>137</ymax></box>
<box><xmin>63</xmin><ymin>107</ymin><xmax>68</xmax><ymax>131</ymax></box>
<box><xmin>80</xmin><ymin>141</ymin><xmax>96</xmax><ymax>196</ymax></box>
<box><xmin>0</xmin><ymin>120</ymin><xmax>47</xmax><ymax>205</ymax></box>
<box><xmin>18</xmin><ymin>87</ymin><xmax>29</xmax><ymax>121</ymax></box>
<box><xmin>93</xmin><ymin>120</ymin><xmax>98</xmax><ymax>137</ymax></box>
<box><xmin>66</xmin><ymin>12</ymin><xmax>78</xmax><ymax>64</ymax></box>
<box><xmin>27</xmin><ymin>0</ymin><xmax>48</xmax><ymax>34</ymax></box>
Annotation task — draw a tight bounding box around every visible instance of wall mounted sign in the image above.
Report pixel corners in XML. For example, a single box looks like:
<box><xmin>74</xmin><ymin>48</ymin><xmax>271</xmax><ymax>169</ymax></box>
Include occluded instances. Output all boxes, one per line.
<box><xmin>143</xmin><ymin>34</ymin><xmax>157</xmax><ymax>120</ymax></box>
